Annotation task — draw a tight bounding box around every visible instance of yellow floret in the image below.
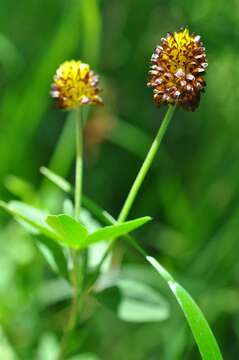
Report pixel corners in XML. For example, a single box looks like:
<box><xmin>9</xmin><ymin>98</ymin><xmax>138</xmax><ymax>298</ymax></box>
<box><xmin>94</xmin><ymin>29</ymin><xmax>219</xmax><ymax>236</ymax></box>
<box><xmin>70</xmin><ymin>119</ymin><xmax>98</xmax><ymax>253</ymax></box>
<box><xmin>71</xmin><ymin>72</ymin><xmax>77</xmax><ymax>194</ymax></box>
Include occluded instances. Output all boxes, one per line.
<box><xmin>51</xmin><ymin>60</ymin><xmax>103</xmax><ymax>109</ymax></box>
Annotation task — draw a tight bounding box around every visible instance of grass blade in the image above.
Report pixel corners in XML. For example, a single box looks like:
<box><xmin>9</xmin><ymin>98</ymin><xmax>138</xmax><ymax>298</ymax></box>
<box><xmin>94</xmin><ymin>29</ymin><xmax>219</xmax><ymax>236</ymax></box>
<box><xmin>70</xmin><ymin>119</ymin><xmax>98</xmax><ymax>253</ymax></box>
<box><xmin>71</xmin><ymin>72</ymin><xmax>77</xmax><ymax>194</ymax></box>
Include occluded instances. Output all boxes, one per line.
<box><xmin>146</xmin><ymin>256</ymin><xmax>223</xmax><ymax>360</ymax></box>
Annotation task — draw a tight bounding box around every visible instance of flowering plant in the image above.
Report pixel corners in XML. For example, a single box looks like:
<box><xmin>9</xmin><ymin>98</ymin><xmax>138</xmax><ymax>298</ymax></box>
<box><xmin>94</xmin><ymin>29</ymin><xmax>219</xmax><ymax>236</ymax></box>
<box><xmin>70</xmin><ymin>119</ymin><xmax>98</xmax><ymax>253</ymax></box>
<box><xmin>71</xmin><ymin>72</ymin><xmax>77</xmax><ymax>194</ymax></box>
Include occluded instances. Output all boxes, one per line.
<box><xmin>0</xmin><ymin>28</ymin><xmax>223</xmax><ymax>360</ymax></box>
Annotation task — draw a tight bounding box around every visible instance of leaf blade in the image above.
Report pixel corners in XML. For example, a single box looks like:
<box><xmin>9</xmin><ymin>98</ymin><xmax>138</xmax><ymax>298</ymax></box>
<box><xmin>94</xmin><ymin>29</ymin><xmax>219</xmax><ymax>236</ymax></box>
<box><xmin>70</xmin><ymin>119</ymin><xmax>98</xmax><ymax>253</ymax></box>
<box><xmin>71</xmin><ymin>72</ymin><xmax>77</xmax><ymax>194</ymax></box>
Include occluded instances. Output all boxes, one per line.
<box><xmin>95</xmin><ymin>278</ymin><xmax>169</xmax><ymax>323</ymax></box>
<box><xmin>36</xmin><ymin>235</ymin><xmax>69</xmax><ymax>280</ymax></box>
<box><xmin>87</xmin><ymin>216</ymin><xmax>151</xmax><ymax>245</ymax></box>
<box><xmin>146</xmin><ymin>256</ymin><xmax>223</xmax><ymax>360</ymax></box>
<box><xmin>40</xmin><ymin>166</ymin><xmax>72</xmax><ymax>193</ymax></box>
<box><xmin>0</xmin><ymin>201</ymin><xmax>69</xmax><ymax>278</ymax></box>
<box><xmin>46</xmin><ymin>214</ymin><xmax>88</xmax><ymax>249</ymax></box>
<box><xmin>81</xmin><ymin>196</ymin><xmax>224</xmax><ymax>360</ymax></box>
<box><xmin>0</xmin><ymin>200</ymin><xmax>58</xmax><ymax>241</ymax></box>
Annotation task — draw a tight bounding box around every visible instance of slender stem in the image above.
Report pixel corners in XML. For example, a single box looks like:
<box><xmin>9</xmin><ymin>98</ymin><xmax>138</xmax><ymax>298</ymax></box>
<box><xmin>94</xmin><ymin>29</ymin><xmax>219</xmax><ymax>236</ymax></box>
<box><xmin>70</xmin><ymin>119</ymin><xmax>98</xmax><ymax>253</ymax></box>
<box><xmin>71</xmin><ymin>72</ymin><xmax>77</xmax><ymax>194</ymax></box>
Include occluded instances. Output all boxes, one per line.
<box><xmin>58</xmin><ymin>276</ymin><xmax>78</xmax><ymax>360</ymax></box>
<box><xmin>118</xmin><ymin>105</ymin><xmax>175</xmax><ymax>223</ymax></box>
<box><xmin>74</xmin><ymin>107</ymin><xmax>83</xmax><ymax>221</ymax></box>
<box><xmin>108</xmin><ymin>106</ymin><xmax>175</xmax><ymax>268</ymax></box>
<box><xmin>58</xmin><ymin>107</ymin><xmax>84</xmax><ymax>360</ymax></box>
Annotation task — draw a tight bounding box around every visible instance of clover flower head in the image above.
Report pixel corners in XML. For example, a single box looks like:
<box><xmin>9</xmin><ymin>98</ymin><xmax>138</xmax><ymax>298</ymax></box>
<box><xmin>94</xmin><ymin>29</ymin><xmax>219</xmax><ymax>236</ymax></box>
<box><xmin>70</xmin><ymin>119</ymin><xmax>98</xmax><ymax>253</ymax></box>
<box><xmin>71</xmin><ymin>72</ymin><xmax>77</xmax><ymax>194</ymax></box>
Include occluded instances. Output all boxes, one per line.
<box><xmin>148</xmin><ymin>28</ymin><xmax>208</xmax><ymax>111</ymax></box>
<box><xmin>51</xmin><ymin>60</ymin><xmax>103</xmax><ymax>109</ymax></box>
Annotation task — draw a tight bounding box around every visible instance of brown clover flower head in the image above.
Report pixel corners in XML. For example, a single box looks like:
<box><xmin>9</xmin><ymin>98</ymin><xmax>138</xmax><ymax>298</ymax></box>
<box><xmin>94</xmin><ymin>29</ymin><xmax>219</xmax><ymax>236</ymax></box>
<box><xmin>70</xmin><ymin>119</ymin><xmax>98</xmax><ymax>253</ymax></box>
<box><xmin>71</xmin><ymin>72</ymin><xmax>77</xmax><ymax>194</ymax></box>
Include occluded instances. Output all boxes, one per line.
<box><xmin>147</xmin><ymin>28</ymin><xmax>208</xmax><ymax>111</ymax></box>
<box><xmin>51</xmin><ymin>60</ymin><xmax>103</xmax><ymax>109</ymax></box>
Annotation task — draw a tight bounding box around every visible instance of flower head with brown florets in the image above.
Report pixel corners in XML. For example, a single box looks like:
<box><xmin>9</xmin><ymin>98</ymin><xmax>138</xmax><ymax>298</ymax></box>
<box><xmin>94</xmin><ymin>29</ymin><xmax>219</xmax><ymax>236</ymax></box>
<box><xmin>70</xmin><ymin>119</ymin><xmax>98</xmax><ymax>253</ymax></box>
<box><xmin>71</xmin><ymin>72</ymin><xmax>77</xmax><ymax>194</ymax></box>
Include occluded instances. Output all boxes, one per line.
<box><xmin>147</xmin><ymin>28</ymin><xmax>208</xmax><ymax>111</ymax></box>
<box><xmin>51</xmin><ymin>60</ymin><xmax>103</xmax><ymax>109</ymax></box>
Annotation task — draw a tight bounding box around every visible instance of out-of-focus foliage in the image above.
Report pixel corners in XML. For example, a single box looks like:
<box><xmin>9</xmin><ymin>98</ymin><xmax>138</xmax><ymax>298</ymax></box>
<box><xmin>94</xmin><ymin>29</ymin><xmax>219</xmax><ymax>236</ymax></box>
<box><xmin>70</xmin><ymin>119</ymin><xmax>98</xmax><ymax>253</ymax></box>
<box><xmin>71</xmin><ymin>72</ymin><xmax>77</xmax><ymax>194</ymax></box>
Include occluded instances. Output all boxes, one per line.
<box><xmin>0</xmin><ymin>0</ymin><xmax>238</xmax><ymax>358</ymax></box>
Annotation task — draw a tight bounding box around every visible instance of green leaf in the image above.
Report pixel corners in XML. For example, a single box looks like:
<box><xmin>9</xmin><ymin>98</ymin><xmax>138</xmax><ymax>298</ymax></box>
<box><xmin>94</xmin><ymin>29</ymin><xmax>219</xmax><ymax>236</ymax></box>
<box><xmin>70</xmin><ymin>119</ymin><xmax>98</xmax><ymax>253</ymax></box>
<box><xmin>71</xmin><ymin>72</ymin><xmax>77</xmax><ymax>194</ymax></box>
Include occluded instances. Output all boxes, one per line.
<box><xmin>46</xmin><ymin>214</ymin><xmax>88</xmax><ymax>249</ymax></box>
<box><xmin>36</xmin><ymin>235</ymin><xmax>69</xmax><ymax>280</ymax></box>
<box><xmin>0</xmin><ymin>201</ymin><xmax>59</xmax><ymax>241</ymax></box>
<box><xmin>38</xmin><ymin>278</ymin><xmax>72</xmax><ymax>307</ymax></box>
<box><xmin>62</xmin><ymin>199</ymin><xmax>74</xmax><ymax>216</ymax></box>
<box><xmin>4</xmin><ymin>174</ymin><xmax>37</xmax><ymax>203</ymax></box>
<box><xmin>146</xmin><ymin>256</ymin><xmax>223</xmax><ymax>360</ymax></box>
<box><xmin>82</xmin><ymin>196</ymin><xmax>224</xmax><ymax>360</ymax></box>
<box><xmin>0</xmin><ymin>201</ymin><xmax>69</xmax><ymax>278</ymax></box>
<box><xmin>35</xmin><ymin>333</ymin><xmax>58</xmax><ymax>360</ymax></box>
<box><xmin>87</xmin><ymin>216</ymin><xmax>151</xmax><ymax>245</ymax></box>
<box><xmin>40</xmin><ymin>166</ymin><xmax>72</xmax><ymax>193</ymax></box>
<box><xmin>96</xmin><ymin>278</ymin><xmax>169</xmax><ymax>323</ymax></box>
<box><xmin>67</xmin><ymin>354</ymin><xmax>101</xmax><ymax>360</ymax></box>
<box><xmin>0</xmin><ymin>327</ymin><xmax>18</xmax><ymax>360</ymax></box>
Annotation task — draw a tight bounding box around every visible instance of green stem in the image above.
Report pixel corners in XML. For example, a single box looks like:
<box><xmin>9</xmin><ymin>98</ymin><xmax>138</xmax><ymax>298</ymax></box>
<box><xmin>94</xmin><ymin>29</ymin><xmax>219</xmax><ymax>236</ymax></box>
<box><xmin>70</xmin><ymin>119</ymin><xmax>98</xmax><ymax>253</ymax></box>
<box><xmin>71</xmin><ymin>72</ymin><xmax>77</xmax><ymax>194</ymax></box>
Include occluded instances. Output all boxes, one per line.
<box><xmin>118</xmin><ymin>105</ymin><xmax>175</xmax><ymax>223</ymax></box>
<box><xmin>109</xmin><ymin>106</ymin><xmax>175</xmax><ymax>268</ymax></box>
<box><xmin>74</xmin><ymin>107</ymin><xmax>83</xmax><ymax>221</ymax></box>
<box><xmin>58</xmin><ymin>107</ymin><xmax>84</xmax><ymax>360</ymax></box>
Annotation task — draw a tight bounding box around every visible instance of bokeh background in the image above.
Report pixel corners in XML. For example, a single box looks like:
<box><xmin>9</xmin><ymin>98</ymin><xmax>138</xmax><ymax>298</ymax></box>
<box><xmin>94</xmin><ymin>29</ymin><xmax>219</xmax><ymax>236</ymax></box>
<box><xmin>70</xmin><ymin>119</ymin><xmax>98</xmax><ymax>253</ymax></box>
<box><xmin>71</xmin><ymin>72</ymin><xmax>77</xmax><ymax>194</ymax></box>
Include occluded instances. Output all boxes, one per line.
<box><xmin>0</xmin><ymin>0</ymin><xmax>239</xmax><ymax>359</ymax></box>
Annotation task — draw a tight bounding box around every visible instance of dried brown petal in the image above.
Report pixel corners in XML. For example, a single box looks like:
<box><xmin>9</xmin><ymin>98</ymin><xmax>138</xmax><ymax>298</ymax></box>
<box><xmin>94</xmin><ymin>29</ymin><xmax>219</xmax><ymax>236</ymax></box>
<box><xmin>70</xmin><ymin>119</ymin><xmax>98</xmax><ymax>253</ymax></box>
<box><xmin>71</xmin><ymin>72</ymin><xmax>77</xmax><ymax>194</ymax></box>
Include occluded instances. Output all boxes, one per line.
<box><xmin>148</xmin><ymin>28</ymin><xmax>208</xmax><ymax>111</ymax></box>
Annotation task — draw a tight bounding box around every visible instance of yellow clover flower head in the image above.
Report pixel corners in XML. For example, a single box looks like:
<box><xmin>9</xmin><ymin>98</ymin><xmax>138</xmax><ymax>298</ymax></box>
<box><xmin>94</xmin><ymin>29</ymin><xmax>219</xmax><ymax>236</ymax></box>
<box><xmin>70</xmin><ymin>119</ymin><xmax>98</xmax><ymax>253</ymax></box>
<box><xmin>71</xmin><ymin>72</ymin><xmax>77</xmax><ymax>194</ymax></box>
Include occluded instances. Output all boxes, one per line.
<box><xmin>51</xmin><ymin>60</ymin><xmax>103</xmax><ymax>109</ymax></box>
<box><xmin>148</xmin><ymin>28</ymin><xmax>208</xmax><ymax>111</ymax></box>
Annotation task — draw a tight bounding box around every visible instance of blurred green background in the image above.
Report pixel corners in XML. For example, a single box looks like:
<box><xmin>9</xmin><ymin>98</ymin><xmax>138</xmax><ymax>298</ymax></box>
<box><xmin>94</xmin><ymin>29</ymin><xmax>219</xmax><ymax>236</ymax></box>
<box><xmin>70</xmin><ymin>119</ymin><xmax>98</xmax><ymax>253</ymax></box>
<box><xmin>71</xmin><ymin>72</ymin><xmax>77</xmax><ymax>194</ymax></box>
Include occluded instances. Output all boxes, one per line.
<box><xmin>0</xmin><ymin>0</ymin><xmax>239</xmax><ymax>359</ymax></box>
